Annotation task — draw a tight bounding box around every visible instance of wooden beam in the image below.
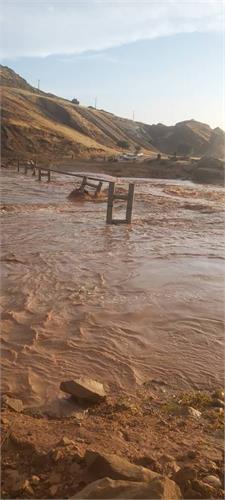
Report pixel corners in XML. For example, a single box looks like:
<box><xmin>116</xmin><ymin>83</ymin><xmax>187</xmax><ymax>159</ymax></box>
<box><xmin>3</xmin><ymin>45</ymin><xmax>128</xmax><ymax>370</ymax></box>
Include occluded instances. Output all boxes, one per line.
<box><xmin>113</xmin><ymin>194</ymin><xmax>128</xmax><ymax>201</ymax></box>
<box><xmin>126</xmin><ymin>183</ymin><xmax>135</xmax><ymax>224</ymax></box>
<box><xmin>95</xmin><ymin>181</ymin><xmax>103</xmax><ymax>196</ymax></box>
<box><xmin>79</xmin><ymin>176</ymin><xmax>87</xmax><ymax>193</ymax></box>
<box><xmin>106</xmin><ymin>182</ymin><xmax>115</xmax><ymax>224</ymax></box>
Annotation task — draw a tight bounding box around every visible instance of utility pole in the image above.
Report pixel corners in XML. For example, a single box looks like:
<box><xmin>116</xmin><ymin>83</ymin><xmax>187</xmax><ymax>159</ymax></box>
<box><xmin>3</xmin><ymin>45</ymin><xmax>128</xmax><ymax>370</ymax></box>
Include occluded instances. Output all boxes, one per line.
<box><xmin>37</xmin><ymin>79</ymin><xmax>40</xmax><ymax>92</ymax></box>
<box><xmin>94</xmin><ymin>96</ymin><xmax>97</xmax><ymax>109</ymax></box>
<box><xmin>132</xmin><ymin>110</ymin><xmax>135</xmax><ymax>121</ymax></box>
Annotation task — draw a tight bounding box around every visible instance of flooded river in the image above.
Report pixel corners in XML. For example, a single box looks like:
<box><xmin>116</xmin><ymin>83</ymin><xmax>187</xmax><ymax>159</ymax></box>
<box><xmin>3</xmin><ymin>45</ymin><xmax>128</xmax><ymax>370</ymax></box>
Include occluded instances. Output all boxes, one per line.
<box><xmin>0</xmin><ymin>169</ymin><xmax>224</xmax><ymax>406</ymax></box>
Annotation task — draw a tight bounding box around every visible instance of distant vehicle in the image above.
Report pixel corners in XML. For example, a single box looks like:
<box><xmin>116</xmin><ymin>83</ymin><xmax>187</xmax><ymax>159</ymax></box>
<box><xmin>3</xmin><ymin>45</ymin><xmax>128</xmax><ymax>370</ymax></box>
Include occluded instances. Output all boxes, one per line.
<box><xmin>119</xmin><ymin>152</ymin><xmax>143</xmax><ymax>161</ymax></box>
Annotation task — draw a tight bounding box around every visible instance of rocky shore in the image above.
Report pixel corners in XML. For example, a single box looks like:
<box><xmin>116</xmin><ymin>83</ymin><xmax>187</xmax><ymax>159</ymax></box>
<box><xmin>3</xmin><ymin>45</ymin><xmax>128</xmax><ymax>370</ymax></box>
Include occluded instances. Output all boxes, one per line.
<box><xmin>1</xmin><ymin>379</ymin><xmax>224</xmax><ymax>499</ymax></box>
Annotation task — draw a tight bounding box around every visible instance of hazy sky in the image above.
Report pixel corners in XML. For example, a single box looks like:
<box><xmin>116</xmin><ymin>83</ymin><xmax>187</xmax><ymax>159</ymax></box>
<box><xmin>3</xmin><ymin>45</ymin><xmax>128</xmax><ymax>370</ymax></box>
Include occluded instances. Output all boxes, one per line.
<box><xmin>1</xmin><ymin>0</ymin><xmax>224</xmax><ymax>128</ymax></box>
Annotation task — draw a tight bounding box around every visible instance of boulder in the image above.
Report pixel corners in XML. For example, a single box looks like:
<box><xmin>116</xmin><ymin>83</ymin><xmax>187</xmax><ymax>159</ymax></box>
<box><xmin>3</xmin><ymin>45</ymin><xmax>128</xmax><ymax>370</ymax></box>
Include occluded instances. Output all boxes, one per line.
<box><xmin>85</xmin><ymin>450</ymin><xmax>158</xmax><ymax>483</ymax></box>
<box><xmin>72</xmin><ymin>476</ymin><xmax>182</xmax><ymax>499</ymax></box>
<box><xmin>60</xmin><ymin>378</ymin><xmax>106</xmax><ymax>403</ymax></box>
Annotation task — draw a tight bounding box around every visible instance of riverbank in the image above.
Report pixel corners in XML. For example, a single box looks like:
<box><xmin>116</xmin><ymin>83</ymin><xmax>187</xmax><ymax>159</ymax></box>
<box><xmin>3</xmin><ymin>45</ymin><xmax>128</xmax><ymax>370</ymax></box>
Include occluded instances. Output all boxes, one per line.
<box><xmin>3</xmin><ymin>156</ymin><xmax>225</xmax><ymax>186</ymax></box>
<box><xmin>1</xmin><ymin>385</ymin><xmax>224</xmax><ymax>499</ymax></box>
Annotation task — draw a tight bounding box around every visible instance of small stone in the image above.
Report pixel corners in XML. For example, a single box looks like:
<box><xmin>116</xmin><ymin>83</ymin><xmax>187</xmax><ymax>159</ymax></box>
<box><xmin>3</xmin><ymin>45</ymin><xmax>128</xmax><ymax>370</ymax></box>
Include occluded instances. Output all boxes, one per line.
<box><xmin>76</xmin><ymin>437</ymin><xmax>85</xmax><ymax>443</ymax></box>
<box><xmin>1</xmin><ymin>415</ymin><xmax>9</xmax><ymax>425</ymax></box>
<box><xmin>49</xmin><ymin>484</ymin><xmax>59</xmax><ymax>496</ymax></box>
<box><xmin>179</xmin><ymin>406</ymin><xmax>202</xmax><ymax>419</ymax></box>
<box><xmin>173</xmin><ymin>466</ymin><xmax>197</xmax><ymax>485</ymax></box>
<box><xmin>5</xmin><ymin>471</ymin><xmax>33</xmax><ymax>495</ymax></box>
<box><xmin>212</xmin><ymin>389</ymin><xmax>224</xmax><ymax>400</ymax></box>
<box><xmin>203</xmin><ymin>475</ymin><xmax>222</xmax><ymax>488</ymax></box>
<box><xmin>2</xmin><ymin>396</ymin><xmax>23</xmax><ymax>413</ymax></box>
<box><xmin>60</xmin><ymin>377</ymin><xmax>106</xmax><ymax>403</ymax></box>
<box><xmin>23</xmin><ymin>480</ymin><xmax>34</xmax><ymax>496</ymax></box>
<box><xmin>30</xmin><ymin>475</ymin><xmax>40</xmax><ymax>485</ymax></box>
<box><xmin>57</xmin><ymin>436</ymin><xmax>75</xmax><ymax>447</ymax></box>
<box><xmin>214</xmin><ymin>407</ymin><xmax>224</xmax><ymax>415</ymax></box>
<box><xmin>159</xmin><ymin>454</ymin><xmax>179</xmax><ymax>474</ymax></box>
<box><xmin>210</xmin><ymin>399</ymin><xmax>224</xmax><ymax>408</ymax></box>
<box><xmin>51</xmin><ymin>449</ymin><xmax>64</xmax><ymax>462</ymax></box>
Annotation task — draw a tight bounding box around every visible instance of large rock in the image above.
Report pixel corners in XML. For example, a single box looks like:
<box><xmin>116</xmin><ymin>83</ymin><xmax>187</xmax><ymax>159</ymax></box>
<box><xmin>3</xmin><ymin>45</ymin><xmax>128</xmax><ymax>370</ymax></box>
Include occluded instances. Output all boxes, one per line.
<box><xmin>72</xmin><ymin>476</ymin><xmax>182</xmax><ymax>499</ymax></box>
<box><xmin>85</xmin><ymin>450</ymin><xmax>158</xmax><ymax>482</ymax></box>
<box><xmin>60</xmin><ymin>378</ymin><xmax>106</xmax><ymax>403</ymax></box>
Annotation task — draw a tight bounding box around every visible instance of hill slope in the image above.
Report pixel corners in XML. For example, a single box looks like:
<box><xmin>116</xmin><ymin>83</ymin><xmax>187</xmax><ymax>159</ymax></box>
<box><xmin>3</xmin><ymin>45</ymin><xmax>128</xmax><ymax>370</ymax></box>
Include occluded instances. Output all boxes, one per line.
<box><xmin>1</xmin><ymin>65</ymin><xmax>225</xmax><ymax>160</ymax></box>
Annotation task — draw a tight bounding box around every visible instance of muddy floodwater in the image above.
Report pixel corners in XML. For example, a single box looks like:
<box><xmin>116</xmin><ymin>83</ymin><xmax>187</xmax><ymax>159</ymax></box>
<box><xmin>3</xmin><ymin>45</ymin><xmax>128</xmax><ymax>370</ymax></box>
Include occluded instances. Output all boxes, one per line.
<box><xmin>0</xmin><ymin>170</ymin><xmax>224</xmax><ymax>406</ymax></box>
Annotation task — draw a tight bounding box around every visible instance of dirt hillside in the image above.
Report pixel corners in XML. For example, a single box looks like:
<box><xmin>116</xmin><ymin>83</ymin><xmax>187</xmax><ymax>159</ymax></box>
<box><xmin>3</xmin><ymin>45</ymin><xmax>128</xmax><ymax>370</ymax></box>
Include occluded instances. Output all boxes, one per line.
<box><xmin>1</xmin><ymin>65</ymin><xmax>225</xmax><ymax>160</ymax></box>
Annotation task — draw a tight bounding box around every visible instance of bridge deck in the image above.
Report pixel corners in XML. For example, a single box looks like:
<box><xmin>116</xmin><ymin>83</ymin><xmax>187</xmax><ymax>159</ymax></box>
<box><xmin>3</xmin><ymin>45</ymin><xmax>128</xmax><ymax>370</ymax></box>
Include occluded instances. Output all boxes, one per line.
<box><xmin>43</xmin><ymin>168</ymin><xmax>153</xmax><ymax>185</ymax></box>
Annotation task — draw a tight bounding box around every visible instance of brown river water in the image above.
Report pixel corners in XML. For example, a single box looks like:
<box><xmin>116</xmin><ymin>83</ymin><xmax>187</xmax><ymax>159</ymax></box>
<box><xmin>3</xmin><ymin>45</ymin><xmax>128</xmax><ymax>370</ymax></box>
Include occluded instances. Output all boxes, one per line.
<box><xmin>0</xmin><ymin>169</ymin><xmax>224</xmax><ymax>407</ymax></box>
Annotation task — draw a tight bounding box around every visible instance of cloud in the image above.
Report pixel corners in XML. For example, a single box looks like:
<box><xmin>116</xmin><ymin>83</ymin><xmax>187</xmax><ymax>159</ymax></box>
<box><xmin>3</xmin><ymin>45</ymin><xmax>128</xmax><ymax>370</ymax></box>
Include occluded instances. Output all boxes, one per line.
<box><xmin>1</xmin><ymin>0</ymin><xmax>224</xmax><ymax>59</ymax></box>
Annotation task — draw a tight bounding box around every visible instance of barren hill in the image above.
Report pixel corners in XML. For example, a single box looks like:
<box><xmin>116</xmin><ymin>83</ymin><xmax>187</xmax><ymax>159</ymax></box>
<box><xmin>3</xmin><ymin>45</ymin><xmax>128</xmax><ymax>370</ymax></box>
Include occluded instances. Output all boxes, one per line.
<box><xmin>1</xmin><ymin>65</ymin><xmax>225</xmax><ymax>160</ymax></box>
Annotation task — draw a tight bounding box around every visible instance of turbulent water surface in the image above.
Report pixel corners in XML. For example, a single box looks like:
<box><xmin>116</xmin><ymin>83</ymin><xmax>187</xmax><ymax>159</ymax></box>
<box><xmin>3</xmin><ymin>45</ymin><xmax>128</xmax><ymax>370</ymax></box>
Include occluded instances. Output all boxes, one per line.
<box><xmin>0</xmin><ymin>169</ymin><xmax>224</xmax><ymax>406</ymax></box>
